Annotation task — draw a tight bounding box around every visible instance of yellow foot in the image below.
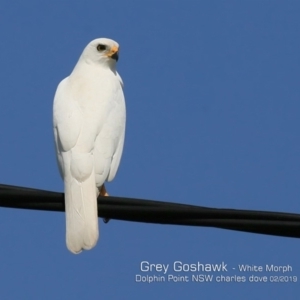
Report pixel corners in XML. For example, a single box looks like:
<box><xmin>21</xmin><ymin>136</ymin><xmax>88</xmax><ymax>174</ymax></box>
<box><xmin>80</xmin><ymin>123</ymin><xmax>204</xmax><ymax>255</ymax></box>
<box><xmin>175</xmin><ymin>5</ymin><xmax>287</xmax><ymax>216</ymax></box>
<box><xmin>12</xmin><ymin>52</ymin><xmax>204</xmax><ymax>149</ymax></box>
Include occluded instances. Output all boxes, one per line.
<box><xmin>99</xmin><ymin>184</ymin><xmax>110</xmax><ymax>223</ymax></box>
<box><xmin>100</xmin><ymin>184</ymin><xmax>109</xmax><ymax>196</ymax></box>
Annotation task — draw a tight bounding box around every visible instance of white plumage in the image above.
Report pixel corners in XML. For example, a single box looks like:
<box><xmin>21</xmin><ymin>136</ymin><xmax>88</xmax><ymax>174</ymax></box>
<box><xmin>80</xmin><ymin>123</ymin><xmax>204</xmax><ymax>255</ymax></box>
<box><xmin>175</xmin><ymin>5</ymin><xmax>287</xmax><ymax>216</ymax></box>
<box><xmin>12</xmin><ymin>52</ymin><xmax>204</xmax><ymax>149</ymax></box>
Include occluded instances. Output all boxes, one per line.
<box><xmin>53</xmin><ymin>38</ymin><xmax>126</xmax><ymax>254</ymax></box>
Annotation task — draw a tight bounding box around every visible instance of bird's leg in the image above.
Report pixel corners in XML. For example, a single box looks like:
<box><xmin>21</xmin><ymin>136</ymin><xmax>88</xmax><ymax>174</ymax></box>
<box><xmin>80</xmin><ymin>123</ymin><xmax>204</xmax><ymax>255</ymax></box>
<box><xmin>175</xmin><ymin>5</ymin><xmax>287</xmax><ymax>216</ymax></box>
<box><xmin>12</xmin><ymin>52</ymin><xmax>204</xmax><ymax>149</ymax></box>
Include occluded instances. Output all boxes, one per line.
<box><xmin>99</xmin><ymin>184</ymin><xmax>110</xmax><ymax>223</ymax></box>
<box><xmin>100</xmin><ymin>184</ymin><xmax>109</xmax><ymax>196</ymax></box>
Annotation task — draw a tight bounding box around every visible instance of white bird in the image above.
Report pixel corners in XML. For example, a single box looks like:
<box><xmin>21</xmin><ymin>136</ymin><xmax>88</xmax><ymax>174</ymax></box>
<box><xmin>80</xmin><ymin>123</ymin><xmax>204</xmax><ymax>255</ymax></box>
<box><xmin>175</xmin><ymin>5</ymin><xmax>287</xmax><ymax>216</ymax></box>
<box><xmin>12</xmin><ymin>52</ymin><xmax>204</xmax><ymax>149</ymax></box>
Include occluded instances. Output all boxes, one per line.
<box><xmin>53</xmin><ymin>38</ymin><xmax>126</xmax><ymax>254</ymax></box>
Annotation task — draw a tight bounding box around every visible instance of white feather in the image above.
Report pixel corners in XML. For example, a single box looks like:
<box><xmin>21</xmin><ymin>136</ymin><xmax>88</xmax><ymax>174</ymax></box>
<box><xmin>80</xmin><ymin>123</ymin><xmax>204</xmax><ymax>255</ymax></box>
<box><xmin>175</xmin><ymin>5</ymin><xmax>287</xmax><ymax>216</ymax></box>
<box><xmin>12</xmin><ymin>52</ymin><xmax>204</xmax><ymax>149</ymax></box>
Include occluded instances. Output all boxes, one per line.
<box><xmin>53</xmin><ymin>38</ymin><xmax>125</xmax><ymax>254</ymax></box>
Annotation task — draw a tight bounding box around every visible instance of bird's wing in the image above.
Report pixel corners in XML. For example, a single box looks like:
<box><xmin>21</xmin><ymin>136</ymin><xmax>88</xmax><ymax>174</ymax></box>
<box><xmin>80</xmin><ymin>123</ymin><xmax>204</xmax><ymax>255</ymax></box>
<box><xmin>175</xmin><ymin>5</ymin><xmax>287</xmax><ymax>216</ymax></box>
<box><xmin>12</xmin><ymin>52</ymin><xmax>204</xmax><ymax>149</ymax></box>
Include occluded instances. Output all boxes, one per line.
<box><xmin>107</xmin><ymin>71</ymin><xmax>126</xmax><ymax>181</ymax></box>
<box><xmin>93</xmin><ymin>73</ymin><xmax>126</xmax><ymax>185</ymax></box>
<box><xmin>53</xmin><ymin>77</ymin><xmax>98</xmax><ymax>253</ymax></box>
<box><xmin>53</xmin><ymin>127</ymin><xmax>64</xmax><ymax>178</ymax></box>
<box><xmin>53</xmin><ymin>78</ymin><xmax>83</xmax><ymax>155</ymax></box>
<box><xmin>107</xmin><ymin>107</ymin><xmax>126</xmax><ymax>181</ymax></box>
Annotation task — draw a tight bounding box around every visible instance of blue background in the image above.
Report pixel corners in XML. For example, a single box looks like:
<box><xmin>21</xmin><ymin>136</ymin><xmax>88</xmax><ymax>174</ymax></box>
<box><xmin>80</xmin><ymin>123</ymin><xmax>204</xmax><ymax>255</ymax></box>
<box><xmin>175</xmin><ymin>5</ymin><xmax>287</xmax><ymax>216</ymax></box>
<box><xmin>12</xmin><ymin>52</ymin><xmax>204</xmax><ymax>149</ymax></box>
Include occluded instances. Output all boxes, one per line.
<box><xmin>0</xmin><ymin>1</ymin><xmax>299</xmax><ymax>299</ymax></box>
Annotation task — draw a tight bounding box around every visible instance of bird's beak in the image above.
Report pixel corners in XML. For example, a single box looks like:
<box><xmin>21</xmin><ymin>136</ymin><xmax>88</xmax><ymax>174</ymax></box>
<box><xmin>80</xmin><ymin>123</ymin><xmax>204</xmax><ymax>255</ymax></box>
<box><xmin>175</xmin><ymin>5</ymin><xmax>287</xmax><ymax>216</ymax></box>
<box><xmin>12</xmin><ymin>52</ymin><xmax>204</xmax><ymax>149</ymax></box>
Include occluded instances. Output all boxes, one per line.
<box><xmin>107</xmin><ymin>46</ymin><xmax>119</xmax><ymax>61</ymax></box>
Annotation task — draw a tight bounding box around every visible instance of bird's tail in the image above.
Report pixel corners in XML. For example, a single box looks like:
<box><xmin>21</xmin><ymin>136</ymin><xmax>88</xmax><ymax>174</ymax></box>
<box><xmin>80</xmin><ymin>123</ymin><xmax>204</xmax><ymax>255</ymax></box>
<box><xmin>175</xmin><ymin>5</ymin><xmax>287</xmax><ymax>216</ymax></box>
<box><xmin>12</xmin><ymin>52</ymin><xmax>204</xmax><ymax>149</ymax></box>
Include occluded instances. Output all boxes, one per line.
<box><xmin>64</xmin><ymin>172</ymin><xmax>99</xmax><ymax>254</ymax></box>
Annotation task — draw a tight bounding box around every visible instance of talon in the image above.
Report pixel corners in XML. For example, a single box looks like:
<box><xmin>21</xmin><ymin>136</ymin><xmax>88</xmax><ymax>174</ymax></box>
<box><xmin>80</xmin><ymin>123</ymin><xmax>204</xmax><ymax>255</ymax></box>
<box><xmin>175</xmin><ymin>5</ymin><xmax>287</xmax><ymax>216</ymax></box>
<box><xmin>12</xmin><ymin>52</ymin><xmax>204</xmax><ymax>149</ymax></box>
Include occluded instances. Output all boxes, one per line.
<box><xmin>100</xmin><ymin>184</ymin><xmax>109</xmax><ymax>196</ymax></box>
<box><xmin>100</xmin><ymin>184</ymin><xmax>110</xmax><ymax>223</ymax></box>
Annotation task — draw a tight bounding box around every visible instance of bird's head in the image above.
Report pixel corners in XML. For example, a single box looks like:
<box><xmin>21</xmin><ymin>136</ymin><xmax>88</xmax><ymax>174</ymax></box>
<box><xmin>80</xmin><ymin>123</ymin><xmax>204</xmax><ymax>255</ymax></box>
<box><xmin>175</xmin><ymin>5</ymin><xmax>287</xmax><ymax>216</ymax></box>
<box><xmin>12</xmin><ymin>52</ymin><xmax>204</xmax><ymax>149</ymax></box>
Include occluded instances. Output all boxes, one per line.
<box><xmin>80</xmin><ymin>38</ymin><xmax>120</xmax><ymax>69</ymax></box>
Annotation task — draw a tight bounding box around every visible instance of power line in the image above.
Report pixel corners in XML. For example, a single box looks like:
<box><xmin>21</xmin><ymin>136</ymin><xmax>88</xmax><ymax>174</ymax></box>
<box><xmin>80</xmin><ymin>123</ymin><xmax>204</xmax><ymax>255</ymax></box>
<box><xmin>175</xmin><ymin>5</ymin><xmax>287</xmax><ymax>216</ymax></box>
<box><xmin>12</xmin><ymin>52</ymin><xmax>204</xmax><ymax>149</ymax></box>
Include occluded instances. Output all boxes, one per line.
<box><xmin>0</xmin><ymin>184</ymin><xmax>299</xmax><ymax>238</ymax></box>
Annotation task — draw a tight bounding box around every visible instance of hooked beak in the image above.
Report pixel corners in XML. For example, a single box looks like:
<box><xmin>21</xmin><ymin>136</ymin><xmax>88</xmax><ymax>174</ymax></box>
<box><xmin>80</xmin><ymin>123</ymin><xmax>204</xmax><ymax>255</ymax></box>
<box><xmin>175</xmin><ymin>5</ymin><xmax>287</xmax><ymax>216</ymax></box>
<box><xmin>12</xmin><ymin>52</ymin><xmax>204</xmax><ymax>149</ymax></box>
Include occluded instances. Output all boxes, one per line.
<box><xmin>111</xmin><ymin>52</ymin><xmax>119</xmax><ymax>61</ymax></box>
<box><xmin>107</xmin><ymin>45</ymin><xmax>119</xmax><ymax>61</ymax></box>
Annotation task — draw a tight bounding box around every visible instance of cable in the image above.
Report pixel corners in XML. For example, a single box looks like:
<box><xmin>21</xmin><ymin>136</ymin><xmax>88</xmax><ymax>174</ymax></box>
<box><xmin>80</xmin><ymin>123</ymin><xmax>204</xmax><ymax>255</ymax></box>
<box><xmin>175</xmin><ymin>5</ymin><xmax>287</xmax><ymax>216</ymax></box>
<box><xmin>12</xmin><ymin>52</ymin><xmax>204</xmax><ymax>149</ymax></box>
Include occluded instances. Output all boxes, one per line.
<box><xmin>0</xmin><ymin>184</ymin><xmax>299</xmax><ymax>238</ymax></box>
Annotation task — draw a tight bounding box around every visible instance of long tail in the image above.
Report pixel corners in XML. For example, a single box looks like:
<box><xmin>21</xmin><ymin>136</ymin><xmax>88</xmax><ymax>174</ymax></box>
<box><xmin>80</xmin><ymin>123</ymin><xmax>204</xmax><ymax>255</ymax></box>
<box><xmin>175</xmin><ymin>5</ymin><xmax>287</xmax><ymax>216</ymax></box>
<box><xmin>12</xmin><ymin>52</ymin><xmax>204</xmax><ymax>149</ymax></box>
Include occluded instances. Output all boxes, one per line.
<box><xmin>64</xmin><ymin>171</ymin><xmax>99</xmax><ymax>254</ymax></box>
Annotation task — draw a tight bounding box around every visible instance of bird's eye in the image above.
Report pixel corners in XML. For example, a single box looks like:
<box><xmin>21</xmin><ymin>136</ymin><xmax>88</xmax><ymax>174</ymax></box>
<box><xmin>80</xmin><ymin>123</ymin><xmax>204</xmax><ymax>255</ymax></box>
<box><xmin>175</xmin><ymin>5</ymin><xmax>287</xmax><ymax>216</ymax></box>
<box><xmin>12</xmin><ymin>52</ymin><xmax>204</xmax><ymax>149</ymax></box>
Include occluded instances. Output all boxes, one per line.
<box><xmin>97</xmin><ymin>44</ymin><xmax>107</xmax><ymax>51</ymax></box>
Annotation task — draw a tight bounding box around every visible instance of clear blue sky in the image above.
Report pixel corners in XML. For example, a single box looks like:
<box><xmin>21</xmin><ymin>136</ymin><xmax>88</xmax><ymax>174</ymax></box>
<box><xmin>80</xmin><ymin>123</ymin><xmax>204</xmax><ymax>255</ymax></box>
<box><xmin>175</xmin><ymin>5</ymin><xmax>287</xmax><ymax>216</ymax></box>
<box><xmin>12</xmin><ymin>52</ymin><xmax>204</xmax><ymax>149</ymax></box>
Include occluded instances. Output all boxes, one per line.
<box><xmin>0</xmin><ymin>1</ymin><xmax>299</xmax><ymax>299</ymax></box>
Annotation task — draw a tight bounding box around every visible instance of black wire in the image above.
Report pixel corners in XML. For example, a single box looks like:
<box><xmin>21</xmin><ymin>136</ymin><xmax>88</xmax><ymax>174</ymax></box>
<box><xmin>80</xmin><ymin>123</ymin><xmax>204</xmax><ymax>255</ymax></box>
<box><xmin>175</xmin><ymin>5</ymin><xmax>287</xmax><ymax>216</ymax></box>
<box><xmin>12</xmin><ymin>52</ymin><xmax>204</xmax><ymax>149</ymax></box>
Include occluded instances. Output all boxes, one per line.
<box><xmin>0</xmin><ymin>184</ymin><xmax>300</xmax><ymax>238</ymax></box>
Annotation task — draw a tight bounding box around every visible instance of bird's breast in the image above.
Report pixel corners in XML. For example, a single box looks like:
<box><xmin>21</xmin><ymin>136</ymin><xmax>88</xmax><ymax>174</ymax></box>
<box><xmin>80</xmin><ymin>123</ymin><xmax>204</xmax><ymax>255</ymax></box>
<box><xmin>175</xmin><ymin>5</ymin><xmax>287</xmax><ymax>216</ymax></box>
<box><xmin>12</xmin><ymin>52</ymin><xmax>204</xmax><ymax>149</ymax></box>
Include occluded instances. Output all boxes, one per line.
<box><xmin>66</xmin><ymin>69</ymin><xmax>125</xmax><ymax>153</ymax></box>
